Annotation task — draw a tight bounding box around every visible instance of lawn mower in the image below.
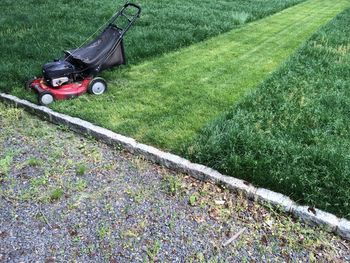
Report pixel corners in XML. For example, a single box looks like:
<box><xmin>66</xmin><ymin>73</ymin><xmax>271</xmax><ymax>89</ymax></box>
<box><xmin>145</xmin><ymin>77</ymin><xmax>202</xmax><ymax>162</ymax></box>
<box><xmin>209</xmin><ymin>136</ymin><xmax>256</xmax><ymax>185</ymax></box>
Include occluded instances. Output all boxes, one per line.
<box><xmin>26</xmin><ymin>3</ymin><xmax>141</xmax><ymax>105</ymax></box>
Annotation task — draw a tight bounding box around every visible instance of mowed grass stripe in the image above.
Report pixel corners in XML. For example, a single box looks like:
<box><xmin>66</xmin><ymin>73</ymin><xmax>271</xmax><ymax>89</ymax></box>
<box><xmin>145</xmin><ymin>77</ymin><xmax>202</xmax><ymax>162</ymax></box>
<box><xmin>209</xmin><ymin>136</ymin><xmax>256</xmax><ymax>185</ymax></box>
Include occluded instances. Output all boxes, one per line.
<box><xmin>53</xmin><ymin>0</ymin><xmax>349</xmax><ymax>151</ymax></box>
<box><xmin>189</xmin><ymin>9</ymin><xmax>350</xmax><ymax>217</ymax></box>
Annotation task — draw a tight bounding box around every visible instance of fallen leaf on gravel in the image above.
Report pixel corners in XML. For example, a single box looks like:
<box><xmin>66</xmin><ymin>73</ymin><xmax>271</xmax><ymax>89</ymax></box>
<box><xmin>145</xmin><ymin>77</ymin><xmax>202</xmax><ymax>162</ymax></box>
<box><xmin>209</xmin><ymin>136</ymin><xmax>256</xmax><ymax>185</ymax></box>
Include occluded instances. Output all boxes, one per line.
<box><xmin>265</xmin><ymin>218</ymin><xmax>274</xmax><ymax>228</ymax></box>
<box><xmin>68</xmin><ymin>228</ymin><xmax>78</xmax><ymax>236</ymax></box>
<box><xmin>261</xmin><ymin>235</ymin><xmax>268</xmax><ymax>246</ymax></box>
<box><xmin>192</xmin><ymin>215</ymin><xmax>205</xmax><ymax>223</ymax></box>
<box><xmin>308</xmin><ymin>207</ymin><xmax>316</xmax><ymax>215</ymax></box>
<box><xmin>214</xmin><ymin>200</ymin><xmax>225</xmax><ymax>205</ymax></box>
<box><xmin>280</xmin><ymin>236</ymin><xmax>288</xmax><ymax>247</ymax></box>
<box><xmin>298</xmin><ymin>234</ymin><xmax>305</xmax><ymax>244</ymax></box>
<box><xmin>0</xmin><ymin>231</ymin><xmax>8</xmax><ymax>238</ymax></box>
<box><xmin>209</xmin><ymin>208</ymin><xmax>220</xmax><ymax>220</ymax></box>
<box><xmin>45</xmin><ymin>256</ymin><xmax>56</xmax><ymax>263</ymax></box>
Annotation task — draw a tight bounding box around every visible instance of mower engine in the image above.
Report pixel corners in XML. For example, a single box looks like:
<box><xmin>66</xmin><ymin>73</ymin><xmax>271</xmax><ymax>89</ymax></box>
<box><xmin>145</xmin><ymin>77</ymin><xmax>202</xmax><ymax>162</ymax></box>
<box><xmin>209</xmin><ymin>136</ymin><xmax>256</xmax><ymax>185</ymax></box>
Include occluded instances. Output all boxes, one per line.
<box><xmin>42</xmin><ymin>60</ymin><xmax>75</xmax><ymax>87</ymax></box>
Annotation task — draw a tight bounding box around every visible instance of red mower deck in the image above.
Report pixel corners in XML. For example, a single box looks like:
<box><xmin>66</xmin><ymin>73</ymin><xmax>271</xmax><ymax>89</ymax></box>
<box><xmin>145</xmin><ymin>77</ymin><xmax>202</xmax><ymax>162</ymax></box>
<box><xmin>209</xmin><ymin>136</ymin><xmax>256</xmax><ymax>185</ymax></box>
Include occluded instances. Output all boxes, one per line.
<box><xmin>29</xmin><ymin>77</ymin><xmax>92</xmax><ymax>100</ymax></box>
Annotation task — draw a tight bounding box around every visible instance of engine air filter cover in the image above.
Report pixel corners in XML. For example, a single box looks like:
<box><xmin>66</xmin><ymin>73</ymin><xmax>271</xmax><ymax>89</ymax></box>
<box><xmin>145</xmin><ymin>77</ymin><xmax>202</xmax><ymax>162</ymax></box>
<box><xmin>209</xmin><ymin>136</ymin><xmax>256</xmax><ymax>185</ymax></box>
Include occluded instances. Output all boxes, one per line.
<box><xmin>43</xmin><ymin>60</ymin><xmax>75</xmax><ymax>86</ymax></box>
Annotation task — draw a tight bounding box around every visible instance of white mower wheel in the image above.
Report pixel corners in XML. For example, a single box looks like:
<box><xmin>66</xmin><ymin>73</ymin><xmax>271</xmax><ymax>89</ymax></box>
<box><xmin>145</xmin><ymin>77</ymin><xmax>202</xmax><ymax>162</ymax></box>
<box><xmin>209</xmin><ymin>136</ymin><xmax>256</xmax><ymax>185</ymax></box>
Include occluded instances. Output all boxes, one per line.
<box><xmin>88</xmin><ymin>77</ymin><xmax>107</xmax><ymax>95</ymax></box>
<box><xmin>38</xmin><ymin>92</ymin><xmax>54</xmax><ymax>106</ymax></box>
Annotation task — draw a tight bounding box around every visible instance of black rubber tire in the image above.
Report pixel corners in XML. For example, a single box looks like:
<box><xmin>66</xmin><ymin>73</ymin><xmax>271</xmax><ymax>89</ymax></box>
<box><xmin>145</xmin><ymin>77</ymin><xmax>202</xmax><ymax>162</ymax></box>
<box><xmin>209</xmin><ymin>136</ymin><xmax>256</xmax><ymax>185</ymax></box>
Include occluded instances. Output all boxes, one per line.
<box><xmin>38</xmin><ymin>92</ymin><xmax>54</xmax><ymax>106</ymax></box>
<box><xmin>87</xmin><ymin>77</ymin><xmax>107</xmax><ymax>95</ymax></box>
<box><xmin>25</xmin><ymin>77</ymin><xmax>37</xmax><ymax>90</ymax></box>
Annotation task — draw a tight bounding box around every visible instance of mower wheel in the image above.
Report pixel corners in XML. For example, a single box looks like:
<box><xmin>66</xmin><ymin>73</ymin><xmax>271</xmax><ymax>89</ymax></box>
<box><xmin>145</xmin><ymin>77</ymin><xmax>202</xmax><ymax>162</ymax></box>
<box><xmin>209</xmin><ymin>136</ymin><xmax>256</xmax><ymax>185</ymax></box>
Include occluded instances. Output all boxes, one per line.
<box><xmin>88</xmin><ymin>77</ymin><xmax>107</xmax><ymax>95</ymax></box>
<box><xmin>25</xmin><ymin>77</ymin><xmax>37</xmax><ymax>90</ymax></box>
<box><xmin>38</xmin><ymin>92</ymin><xmax>54</xmax><ymax>106</ymax></box>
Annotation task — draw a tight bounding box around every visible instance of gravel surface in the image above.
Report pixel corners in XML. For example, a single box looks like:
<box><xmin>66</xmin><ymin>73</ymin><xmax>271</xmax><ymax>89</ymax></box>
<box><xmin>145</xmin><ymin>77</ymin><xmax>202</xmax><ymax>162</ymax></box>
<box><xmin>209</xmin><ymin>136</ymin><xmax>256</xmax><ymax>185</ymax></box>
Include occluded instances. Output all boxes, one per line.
<box><xmin>1</xmin><ymin>103</ymin><xmax>349</xmax><ymax>262</ymax></box>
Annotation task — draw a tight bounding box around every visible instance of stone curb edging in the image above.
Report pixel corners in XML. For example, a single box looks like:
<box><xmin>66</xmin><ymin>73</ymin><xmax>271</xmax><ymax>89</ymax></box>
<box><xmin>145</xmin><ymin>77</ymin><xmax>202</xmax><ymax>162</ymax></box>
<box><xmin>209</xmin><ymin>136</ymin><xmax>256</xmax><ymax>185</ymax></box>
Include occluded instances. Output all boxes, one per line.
<box><xmin>1</xmin><ymin>92</ymin><xmax>349</xmax><ymax>241</ymax></box>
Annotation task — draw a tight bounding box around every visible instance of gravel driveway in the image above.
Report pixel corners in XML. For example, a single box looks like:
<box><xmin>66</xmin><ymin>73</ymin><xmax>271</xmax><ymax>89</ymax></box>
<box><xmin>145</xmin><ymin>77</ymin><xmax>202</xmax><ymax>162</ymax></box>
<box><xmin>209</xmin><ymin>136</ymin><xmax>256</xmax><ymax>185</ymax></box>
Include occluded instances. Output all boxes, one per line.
<box><xmin>0</xmin><ymin>103</ymin><xmax>349</xmax><ymax>262</ymax></box>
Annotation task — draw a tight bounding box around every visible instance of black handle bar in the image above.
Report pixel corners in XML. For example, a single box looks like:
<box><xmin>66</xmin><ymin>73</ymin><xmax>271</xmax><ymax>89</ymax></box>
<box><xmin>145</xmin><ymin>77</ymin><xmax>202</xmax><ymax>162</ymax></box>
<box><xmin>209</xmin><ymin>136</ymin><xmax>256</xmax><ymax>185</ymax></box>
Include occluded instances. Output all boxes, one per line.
<box><xmin>123</xmin><ymin>2</ymin><xmax>141</xmax><ymax>16</ymax></box>
<box><xmin>109</xmin><ymin>2</ymin><xmax>141</xmax><ymax>26</ymax></box>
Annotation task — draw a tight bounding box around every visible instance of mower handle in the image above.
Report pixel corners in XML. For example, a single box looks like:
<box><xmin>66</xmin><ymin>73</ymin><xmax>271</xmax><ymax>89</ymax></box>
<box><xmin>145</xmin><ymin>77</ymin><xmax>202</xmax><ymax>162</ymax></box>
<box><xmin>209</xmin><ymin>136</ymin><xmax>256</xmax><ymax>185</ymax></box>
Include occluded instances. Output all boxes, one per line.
<box><xmin>108</xmin><ymin>2</ymin><xmax>141</xmax><ymax>31</ymax></box>
<box><xmin>123</xmin><ymin>3</ymin><xmax>141</xmax><ymax>16</ymax></box>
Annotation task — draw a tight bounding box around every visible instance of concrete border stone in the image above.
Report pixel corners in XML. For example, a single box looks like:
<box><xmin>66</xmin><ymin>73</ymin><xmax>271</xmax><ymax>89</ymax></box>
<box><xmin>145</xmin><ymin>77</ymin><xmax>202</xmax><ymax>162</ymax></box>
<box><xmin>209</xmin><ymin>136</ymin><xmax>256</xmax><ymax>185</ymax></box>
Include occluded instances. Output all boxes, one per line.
<box><xmin>255</xmin><ymin>188</ymin><xmax>295</xmax><ymax>213</ymax></box>
<box><xmin>1</xmin><ymin>92</ymin><xmax>349</xmax><ymax>240</ymax></box>
<box><xmin>291</xmin><ymin>206</ymin><xmax>340</xmax><ymax>232</ymax></box>
<box><xmin>337</xmin><ymin>219</ymin><xmax>350</xmax><ymax>240</ymax></box>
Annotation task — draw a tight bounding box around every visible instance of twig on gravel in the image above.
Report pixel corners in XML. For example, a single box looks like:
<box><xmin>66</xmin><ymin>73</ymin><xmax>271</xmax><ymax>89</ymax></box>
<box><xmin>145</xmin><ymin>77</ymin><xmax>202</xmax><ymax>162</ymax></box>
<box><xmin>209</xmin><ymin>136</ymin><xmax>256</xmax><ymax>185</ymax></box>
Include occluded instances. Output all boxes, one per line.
<box><xmin>340</xmin><ymin>241</ymin><xmax>349</xmax><ymax>250</ymax></box>
<box><xmin>222</xmin><ymin>227</ymin><xmax>247</xmax><ymax>247</ymax></box>
<box><xmin>1</xmin><ymin>194</ymin><xmax>19</xmax><ymax>204</ymax></box>
<box><xmin>37</xmin><ymin>205</ymin><xmax>53</xmax><ymax>229</ymax></box>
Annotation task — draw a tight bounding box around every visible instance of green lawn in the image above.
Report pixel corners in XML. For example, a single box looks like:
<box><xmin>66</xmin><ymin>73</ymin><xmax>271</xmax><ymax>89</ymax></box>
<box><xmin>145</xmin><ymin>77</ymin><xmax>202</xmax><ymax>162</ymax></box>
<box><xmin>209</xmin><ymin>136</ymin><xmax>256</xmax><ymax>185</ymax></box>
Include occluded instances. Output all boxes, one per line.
<box><xmin>0</xmin><ymin>0</ymin><xmax>304</xmax><ymax>92</ymax></box>
<box><xmin>189</xmin><ymin>8</ymin><xmax>350</xmax><ymax>218</ymax></box>
<box><xmin>46</xmin><ymin>0</ymin><xmax>349</xmax><ymax>151</ymax></box>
